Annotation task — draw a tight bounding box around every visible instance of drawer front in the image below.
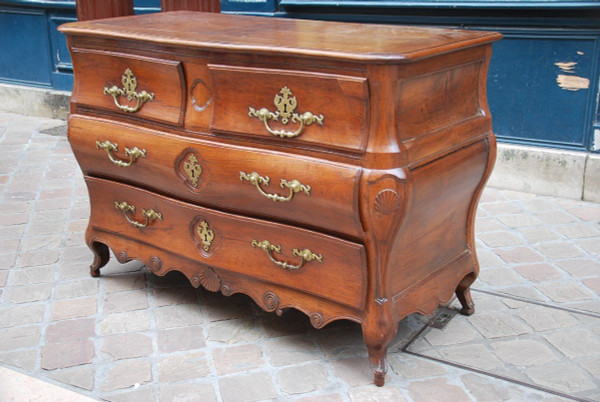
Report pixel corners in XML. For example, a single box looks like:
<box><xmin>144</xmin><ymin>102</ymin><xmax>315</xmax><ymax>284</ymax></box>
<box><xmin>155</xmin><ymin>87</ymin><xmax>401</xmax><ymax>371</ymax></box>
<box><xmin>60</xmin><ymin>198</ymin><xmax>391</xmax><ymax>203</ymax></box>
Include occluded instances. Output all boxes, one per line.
<box><xmin>71</xmin><ymin>49</ymin><xmax>185</xmax><ymax>125</ymax></box>
<box><xmin>87</xmin><ymin>177</ymin><xmax>367</xmax><ymax>310</ymax></box>
<box><xmin>209</xmin><ymin>65</ymin><xmax>369</xmax><ymax>153</ymax></box>
<box><xmin>69</xmin><ymin>116</ymin><xmax>364</xmax><ymax>239</ymax></box>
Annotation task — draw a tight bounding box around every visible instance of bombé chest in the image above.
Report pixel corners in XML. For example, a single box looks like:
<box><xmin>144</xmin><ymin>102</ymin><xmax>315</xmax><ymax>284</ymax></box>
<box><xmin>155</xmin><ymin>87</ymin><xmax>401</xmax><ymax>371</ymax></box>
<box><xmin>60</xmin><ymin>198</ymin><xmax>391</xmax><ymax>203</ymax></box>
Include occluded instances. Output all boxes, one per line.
<box><xmin>59</xmin><ymin>12</ymin><xmax>501</xmax><ymax>386</ymax></box>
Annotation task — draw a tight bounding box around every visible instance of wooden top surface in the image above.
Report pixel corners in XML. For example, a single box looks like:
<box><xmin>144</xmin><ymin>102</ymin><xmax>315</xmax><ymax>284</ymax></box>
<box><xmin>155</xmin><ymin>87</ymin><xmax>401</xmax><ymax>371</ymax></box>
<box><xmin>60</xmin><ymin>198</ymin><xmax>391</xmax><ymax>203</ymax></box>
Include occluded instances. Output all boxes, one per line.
<box><xmin>60</xmin><ymin>11</ymin><xmax>501</xmax><ymax>63</ymax></box>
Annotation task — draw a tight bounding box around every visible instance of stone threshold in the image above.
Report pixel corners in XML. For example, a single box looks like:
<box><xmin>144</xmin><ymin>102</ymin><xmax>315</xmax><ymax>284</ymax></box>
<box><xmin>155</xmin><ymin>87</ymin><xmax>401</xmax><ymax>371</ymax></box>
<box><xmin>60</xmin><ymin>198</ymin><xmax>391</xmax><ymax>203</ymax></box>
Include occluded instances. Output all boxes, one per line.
<box><xmin>1</xmin><ymin>83</ymin><xmax>598</xmax><ymax>203</ymax></box>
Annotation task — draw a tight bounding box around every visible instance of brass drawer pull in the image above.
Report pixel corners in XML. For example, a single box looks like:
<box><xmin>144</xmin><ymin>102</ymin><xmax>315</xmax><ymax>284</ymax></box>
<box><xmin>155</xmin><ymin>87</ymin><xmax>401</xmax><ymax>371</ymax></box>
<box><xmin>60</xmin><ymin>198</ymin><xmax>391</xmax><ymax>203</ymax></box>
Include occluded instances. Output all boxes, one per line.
<box><xmin>240</xmin><ymin>171</ymin><xmax>310</xmax><ymax>202</ymax></box>
<box><xmin>251</xmin><ymin>239</ymin><xmax>323</xmax><ymax>270</ymax></box>
<box><xmin>103</xmin><ymin>68</ymin><xmax>154</xmax><ymax>113</ymax></box>
<box><xmin>96</xmin><ymin>140</ymin><xmax>146</xmax><ymax>168</ymax></box>
<box><xmin>114</xmin><ymin>201</ymin><xmax>162</xmax><ymax>229</ymax></box>
<box><xmin>248</xmin><ymin>87</ymin><xmax>324</xmax><ymax>138</ymax></box>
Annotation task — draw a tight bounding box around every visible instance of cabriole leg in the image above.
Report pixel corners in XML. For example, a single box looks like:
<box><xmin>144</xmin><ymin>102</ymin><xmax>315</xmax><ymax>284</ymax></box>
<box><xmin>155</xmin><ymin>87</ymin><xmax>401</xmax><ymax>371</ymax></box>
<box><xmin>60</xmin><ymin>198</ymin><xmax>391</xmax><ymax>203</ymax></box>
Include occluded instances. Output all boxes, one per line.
<box><xmin>89</xmin><ymin>241</ymin><xmax>109</xmax><ymax>277</ymax></box>
<box><xmin>455</xmin><ymin>272</ymin><xmax>476</xmax><ymax>316</ymax></box>
<box><xmin>362</xmin><ymin>307</ymin><xmax>397</xmax><ymax>386</ymax></box>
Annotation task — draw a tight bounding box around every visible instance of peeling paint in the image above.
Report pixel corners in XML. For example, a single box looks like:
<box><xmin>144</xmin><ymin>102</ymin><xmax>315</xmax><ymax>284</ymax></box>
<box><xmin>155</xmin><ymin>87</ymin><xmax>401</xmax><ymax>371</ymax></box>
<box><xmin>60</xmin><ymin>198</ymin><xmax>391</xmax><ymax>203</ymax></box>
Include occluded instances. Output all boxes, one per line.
<box><xmin>555</xmin><ymin>61</ymin><xmax>577</xmax><ymax>73</ymax></box>
<box><xmin>577</xmin><ymin>51</ymin><xmax>584</xmax><ymax>55</ymax></box>
<box><xmin>556</xmin><ymin>74</ymin><xmax>590</xmax><ymax>91</ymax></box>
<box><xmin>594</xmin><ymin>129</ymin><xmax>600</xmax><ymax>152</ymax></box>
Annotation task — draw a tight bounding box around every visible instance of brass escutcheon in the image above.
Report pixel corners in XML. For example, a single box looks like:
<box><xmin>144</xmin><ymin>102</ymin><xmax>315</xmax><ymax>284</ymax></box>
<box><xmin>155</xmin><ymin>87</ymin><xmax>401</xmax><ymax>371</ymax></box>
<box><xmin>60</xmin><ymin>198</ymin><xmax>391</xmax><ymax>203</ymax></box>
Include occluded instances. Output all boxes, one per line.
<box><xmin>196</xmin><ymin>220</ymin><xmax>214</xmax><ymax>252</ymax></box>
<box><xmin>251</xmin><ymin>239</ymin><xmax>322</xmax><ymax>270</ymax></box>
<box><xmin>239</xmin><ymin>171</ymin><xmax>310</xmax><ymax>202</ymax></box>
<box><xmin>183</xmin><ymin>154</ymin><xmax>203</xmax><ymax>188</ymax></box>
<box><xmin>96</xmin><ymin>140</ymin><xmax>146</xmax><ymax>167</ymax></box>
<box><xmin>248</xmin><ymin>87</ymin><xmax>324</xmax><ymax>138</ymax></box>
<box><xmin>103</xmin><ymin>68</ymin><xmax>154</xmax><ymax>113</ymax></box>
<box><xmin>114</xmin><ymin>201</ymin><xmax>162</xmax><ymax>229</ymax></box>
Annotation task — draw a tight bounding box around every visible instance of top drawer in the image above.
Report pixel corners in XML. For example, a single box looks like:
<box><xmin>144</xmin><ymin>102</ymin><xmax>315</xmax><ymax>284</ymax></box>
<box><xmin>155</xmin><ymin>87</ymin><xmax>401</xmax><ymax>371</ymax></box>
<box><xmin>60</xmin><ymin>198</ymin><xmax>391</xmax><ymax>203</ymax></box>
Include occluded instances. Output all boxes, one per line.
<box><xmin>209</xmin><ymin>65</ymin><xmax>369</xmax><ymax>153</ymax></box>
<box><xmin>71</xmin><ymin>49</ymin><xmax>185</xmax><ymax>126</ymax></box>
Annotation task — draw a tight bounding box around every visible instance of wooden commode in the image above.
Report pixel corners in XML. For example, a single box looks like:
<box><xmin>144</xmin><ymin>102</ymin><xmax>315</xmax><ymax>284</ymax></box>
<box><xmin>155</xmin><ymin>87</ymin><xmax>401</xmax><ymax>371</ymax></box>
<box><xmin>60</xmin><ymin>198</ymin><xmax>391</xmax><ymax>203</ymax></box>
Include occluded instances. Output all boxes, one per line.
<box><xmin>59</xmin><ymin>12</ymin><xmax>501</xmax><ymax>386</ymax></box>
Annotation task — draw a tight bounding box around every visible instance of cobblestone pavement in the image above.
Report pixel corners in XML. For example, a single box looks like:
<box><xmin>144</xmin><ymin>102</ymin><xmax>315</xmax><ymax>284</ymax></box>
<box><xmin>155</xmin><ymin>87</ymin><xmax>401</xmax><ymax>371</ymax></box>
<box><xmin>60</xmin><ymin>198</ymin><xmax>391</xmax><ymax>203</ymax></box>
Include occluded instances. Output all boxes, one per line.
<box><xmin>0</xmin><ymin>112</ymin><xmax>599</xmax><ymax>401</ymax></box>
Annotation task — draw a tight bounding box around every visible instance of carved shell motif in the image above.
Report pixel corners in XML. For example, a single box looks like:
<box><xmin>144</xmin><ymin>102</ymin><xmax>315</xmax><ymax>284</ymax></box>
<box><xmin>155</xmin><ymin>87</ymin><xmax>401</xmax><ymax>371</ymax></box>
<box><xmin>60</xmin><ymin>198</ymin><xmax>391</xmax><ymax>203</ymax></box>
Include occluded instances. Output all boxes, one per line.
<box><xmin>374</xmin><ymin>189</ymin><xmax>401</xmax><ymax>215</ymax></box>
<box><xmin>193</xmin><ymin>268</ymin><xmax>221</xmax><ymax>292</ymax></box>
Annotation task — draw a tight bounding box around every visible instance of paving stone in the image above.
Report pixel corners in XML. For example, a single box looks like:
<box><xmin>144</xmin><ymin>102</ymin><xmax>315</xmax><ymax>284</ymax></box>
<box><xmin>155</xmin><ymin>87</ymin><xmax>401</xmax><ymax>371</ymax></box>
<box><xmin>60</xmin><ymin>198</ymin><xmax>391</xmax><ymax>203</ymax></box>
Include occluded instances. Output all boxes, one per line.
<box><xmin>61</xmin><ymin>245</ymin><xmax>93</xmax><ymax>262</ymax></box>
<box><xmin>0</xmin><ymin>270</ymin><xmax>7</xmax><ymax>286</ymax></box>
<box><xmin>526</xmin><ymin>362</ymin><xmax>596</xmax><ymax>393</ymax></box>
<box><xmin>460</xmin><ymin>373</ymin><xmax>525</xmax><ymax>402</ymax></box>
<box><xmin>575</xmin><ymin>238</ymin><xmax>600</xmax><ymax>255</ymax></box>
<box><xmin>101</xmin><ymin>311</ymin><xmax>150</xmax><ymax>335</ymax></box>
<box><xmin>103</xmin><ymin>272</ymin><xmax>146</xmax><ymax>293</ymax></box>
<box><xmin>478</xmin><ymin>231</ymin><xmax>525</xmax><ymax>247</ymax></box>
<box><xmin>579</xmin><ymin>357</ymin><xmax>600</xmax><ymax>380</ymax></box>
<box><xmin>476</xmin><ymin>249</ymin><xmax>506</xmax><ymax>268</ymax></box>
<box><xmin>349</xmin><ymin>385</ymin><xmax>407</xmax><ymax>402</ymax></box>
<box><xmin>28</xmin><ymin>221</ymin><xmax>65</xmax><ymax>236</ymax></box>
<box><xmin>212</xmin><ymin>344</ymin><xmax>264</xmax><ymax>375</ymax></box>
<box><xmin>474</xmin><ymin>217</ymin><xmax>506</xmax><ymax>232</ymax></box>
<box><xmin>0</xmin><ymin>239</ymin><xmax>20</xmax><ymax>254</ymax></box>
<box><xmin>277</xmin><ymin>363</ymin><xmax>330</xmax><ymax>394</ymax></box>
<box><xmin>47</xmin><ymin>365</ymin><xmax>95</xmax><ymax>391</ymax></box>
<box><xmin>59</xmin><ymin>262</ymin><xmax>93</xmax><ymax>279</ymax></box>
<box><xmin>496</xmin><ymin>213</ymin><xmax>542</xmax><ymax>228</ymax></box>
<box><xmin>218</xmin><ymin>372</ymin><xmax>278</xmax><ymax>402</ymax></box>
<box><xmin>51</xmin><ymin>297</ymin><xmax>97</xmax><ymax>321</ymax></box>
<box><xmin>535</xmin><ymin>243</ymin><xmax>584</xmax><ymax>259</ymax></box>
<box><xmin>408</xmin><ymin>378</ymin><xmax>471</xmax><ymax>402</ymax></box>
<box><xmin>154</xmin><ymin>304</ymin><xmax>204</xmax><ymax>329</ymax></box>
<box><xmin>331</xmin><ymin>356</ymin><xmax>373</xmax><ymax>386</ymax></box>
<box><xmin>0</xmin><ymin>347</ymin><xmax>38</xmax><ymax>373</ymax></box>
<box><xmin>0</xmin><ymin>304</ymin><xmax>45</xmax><ymax>328</ymax></box>
<box><xmin>157</xmin><ymin>325</ymin><xmax>206</xmax><ymax>353</ymax></box>
<box><xmin>583</xmin><ymin>278</ymin><xmax>600</xmax><ymax>295</ymax></box>
<box><xmin>202</xmin><ymin>291</ymin><xmax>253</xmax><ymax>322</ymax></box>
<box><xmin>491</xmin><ymin>339</ymin><xmax>558</xmax><ymax>366</ymax></box>
<box><xmin>153</xmin><ymin>286</ymin><xmax>198</xmax><ymax>306</ymax></box>
<box><xmin>544</xmin><ymin>328</ymin><xmax>600</xmax><ymax>358</ymax></box>
<box><xmin>264</xmin><ymin>336</ymin><xmax>321</xmax><ymax>367</ymax></box>
<box><xmin>0</xmin><ymin>214</ymin><xmax>28</xmax><ymax>227</ymax></box>
<box><xmin>0</xmin><ymin>201</ymin><xmax>32</xmax><ymax>214</ymax></box>
<box><xmin>41</xmin><ymin>340</ymin><xmax>94</xmax><ymax>370</ymax></box>
<box><xmin>534</xmin><ymin>211</ymin><xmax>578</xmax><ymax>225</ymax></box>
<box><xmin>5</xmin><ymin>283</ymin><xmax>52</xmax><ymax>303</ymax></box>
<box><xmin>9</xmin><ymin>265</ymin><xmax>55</xmax><ymax>285</ymax></box>
<box><xmin>158</xmin><ymin>351</ymin><xmax>210</xmax><ymax>382</ymax></box>
<box><xmin>46</xmin><ymin>318</ymin><xmax>95</xmax><ymax>343</ymax></box>
<box><xmin>567</xmin><ymin>205</ymin><xmax>600</xmax><ymax>221</ymax></box>
<box><xmin>495</xmin><ymin>285</ymin><xmax>548</xmax><ymax>302</ymax></box>
<box><xmin>513</xmin><ymin>263</ymin><xmax>562</xmax><ymax>281</ymax></box>
<box><xmin>479</xmin><ymin>267</ymin><xmax>524</xmax><ymax>286</ymax></box>
<box><xmin>0</xmin><ymin>225</ymin><xmax>26</xmax><ymax>240</ymax></box>
<box><xmin>517</xmin><ymin>306</ymin><xmax>578</xmax><ymax>332</ymax></box>
<box><xmin>159</xmin><ymin>383</ymin><xmax>218</xmax><ymax>402</ymax></box>
<box><xmin>207</xmin><ymin>317</ymin><xmax>261</xmax><ymax>344</ymax></box>
<box><xmin>555</xmin><ymin>259</ymin><xmax>600</xmax><ymax>277</ymax></box>
<box><xmin>103</xmin><ymin>289</ymin><xmax>148</xmax><ymax>314</ymax></box>
<box><xmin>468</xmin><ymin>312</ymin><xmax>531</xmax><ymax>339</ymax></box>
<box><xmin>102</xmin><ymin>333</ymin><xmax>153</xmax><ymax>360</ymax></box>
<box><xmin>19</xmin><ymin>249</ymin><xmax>60</xmax><ymax>267</ymax></box>
<box><xmin>439</xmin><ymin>343</ymin><xmax>503</xmax><ymax>370</ymax></box>
<box><xmin>54</xmin><ymin>278</ymin><xmax>98</xmax><ymax>299</ymax></box>
<box><xmin>0</xmin><ymin>253</ymin><xmax>16</xmax><ymax>270</ymax></box>
<box><xmin>297</xmin><ymin>393</ymin><xmax>345</xmax><ymax>402</ymax></box>
<box><xmin>535</xmin><ymin>282</ymin><xmax>595</xmax><ymax>303</ymax></box>
<box><xmin>0</xmin><ymin>325</ymin><xmax>41</xmax><ymax>352</ymax></box>
<box><xmin>554</xmin><ymin>224</ymin><xmax>599</xmax><ymax>239</ymax></box>
<box><xmin>103</xmin><ymin>388</ymin><xmax>156</xmax><ymax>402</ymax></box>
<box><xmin>20</xmin><ymin>234</ymin><xmax>62</xmax><ymax>252</ymax></box>
<box><xmin>318</xmin><ymin>326</ymin><xmax>367</xmax><ymax>359</ymax></box>
<box><xmin>518</xmin><ymin>227</ymin><xmax>562</xmax><ymax>242</ymax></box>
<box><xmin>259</xmin><ymin>309</ymin><xmax>310</xmax><ymax>338</ymax></box>
<box><xmin>423</xmin><ymin>318</ymin><xmax>478</xmax><ymax>346</ymax></box>
<box><xmin>495</xmin><ymin>247</ymin><xmax>544</xmax><ymax>264</ymax></box>
<box><xmin>101</xmin><ymin>359</ymin><xmax>152</xmax><ymax>391</ymax></box>
<box><xmin>389</xmin><ymin>354</ymin><xmax>447</xmax><ymax>379</ymax></box>
<box><xmin>481</xmin><ymin>202</ymin><xmax>522</xmax><ymax>215</ymax></box>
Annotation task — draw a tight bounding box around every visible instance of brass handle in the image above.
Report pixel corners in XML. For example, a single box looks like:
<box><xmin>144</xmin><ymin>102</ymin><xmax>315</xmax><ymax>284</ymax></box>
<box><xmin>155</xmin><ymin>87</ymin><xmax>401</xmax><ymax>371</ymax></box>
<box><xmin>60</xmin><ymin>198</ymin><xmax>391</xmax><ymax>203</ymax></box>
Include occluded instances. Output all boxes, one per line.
<box><xmin>239</xmin><ymin>171</ymin><xmax>310</xmax><ymax>202</ymax></box>
<box><xmin>96</xmin><ymin>140</ymin><xmax>146</xmax><ymax>168</ymax></box>
<box><xmin>114</xmin><ymin>201</ymin><xmax>162</xmax><ymax>229</ymax></box>
<box><xmin>248</xmin><ymin>87</ymin><xmax>324</xmax><ymax>138</ymax></box>
<box><xmin>103</xmin><ymin>68</ymin><xmax>154</xmax><ymax>113</ymax></box>
<box><xmin>251</xmin><ymin>240</ymin><xmax>323</xmax><ymax>270</ymax></box>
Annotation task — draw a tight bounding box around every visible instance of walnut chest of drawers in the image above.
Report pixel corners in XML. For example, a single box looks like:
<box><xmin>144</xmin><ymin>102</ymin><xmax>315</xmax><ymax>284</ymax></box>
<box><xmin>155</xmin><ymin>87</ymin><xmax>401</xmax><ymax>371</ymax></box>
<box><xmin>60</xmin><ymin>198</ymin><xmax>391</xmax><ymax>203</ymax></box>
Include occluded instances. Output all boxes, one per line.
<box><xmin>59</xmin><ymin>12</ymin><xmax>501</xmax><ymax>386</ymax></box>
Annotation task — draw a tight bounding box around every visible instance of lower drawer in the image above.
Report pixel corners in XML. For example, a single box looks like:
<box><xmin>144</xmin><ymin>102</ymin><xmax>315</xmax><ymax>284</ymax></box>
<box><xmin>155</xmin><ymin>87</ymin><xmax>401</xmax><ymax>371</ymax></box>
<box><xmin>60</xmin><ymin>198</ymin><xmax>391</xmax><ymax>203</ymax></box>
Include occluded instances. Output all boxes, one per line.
<box><xmin>86</xmin><ymin>177</ymin><xmax>367</xmax><ymax>310</ymax></box>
